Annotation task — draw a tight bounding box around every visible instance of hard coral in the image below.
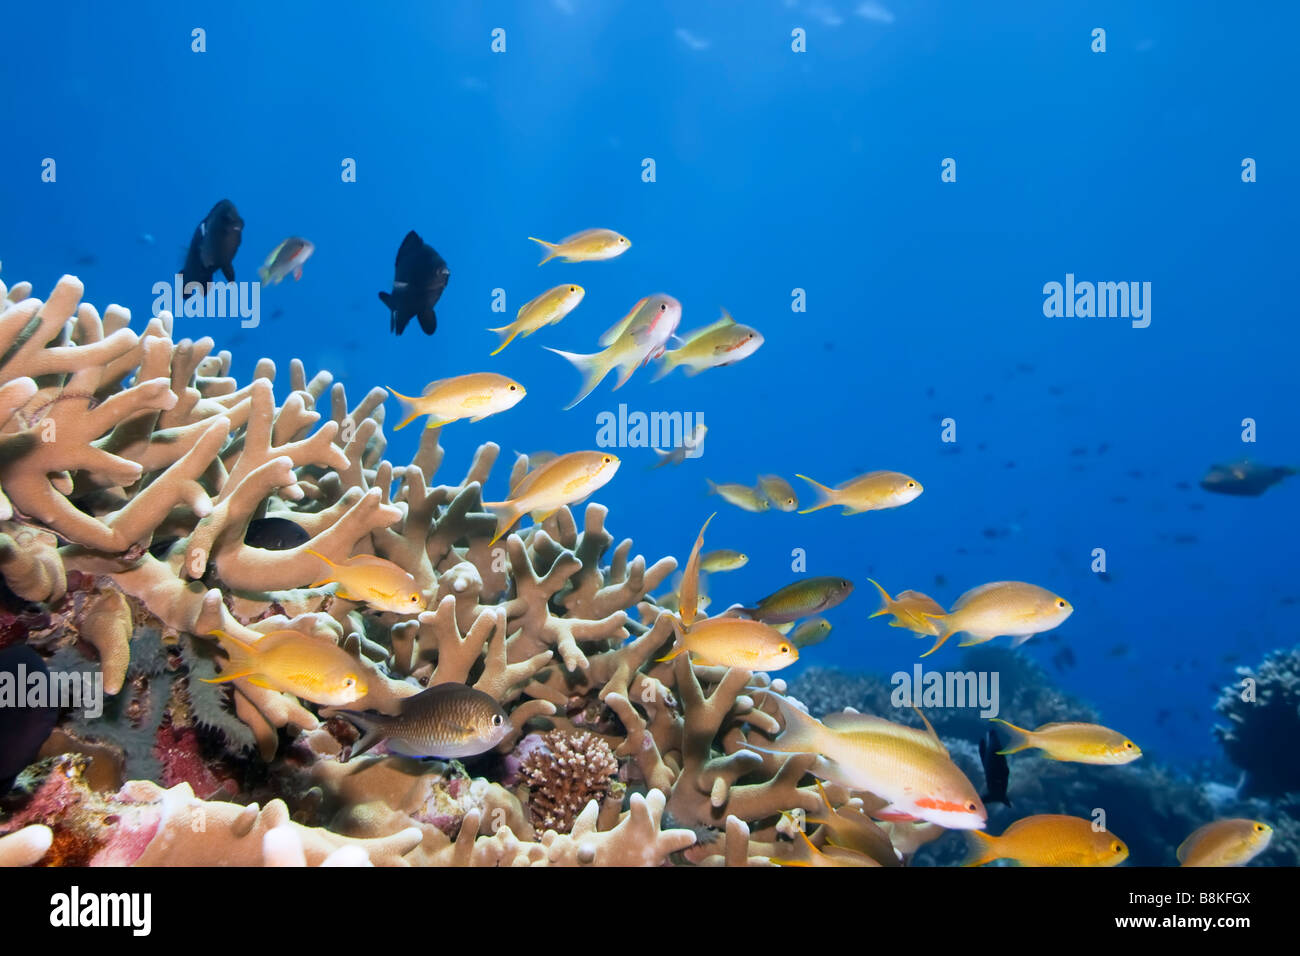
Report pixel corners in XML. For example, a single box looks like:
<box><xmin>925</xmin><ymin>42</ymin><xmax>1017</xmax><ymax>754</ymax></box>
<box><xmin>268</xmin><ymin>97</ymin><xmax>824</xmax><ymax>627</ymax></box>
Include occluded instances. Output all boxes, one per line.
<box><xmin>1214</xmin><ymin>645</ymin><xmax>1300</xmax><ymax>796</ymax></box>
<box><xmin>518</xmin><ymin>729</ymin><xmax>622</xmax><ymax>834</ymax></box>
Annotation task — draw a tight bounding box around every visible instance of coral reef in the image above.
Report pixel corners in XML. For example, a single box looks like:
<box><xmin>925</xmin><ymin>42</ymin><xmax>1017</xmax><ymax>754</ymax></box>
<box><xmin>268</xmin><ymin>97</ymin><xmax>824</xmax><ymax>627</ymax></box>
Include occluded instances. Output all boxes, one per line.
<box><xmin>516</xmin><ymin>730</ymin><xmax>623</xmax><ymax>834</ymax></box>
<box><xmin>1214</xmin><ymin>645</ymin><xmax>1300</xmax><ymax>797</ymax></box>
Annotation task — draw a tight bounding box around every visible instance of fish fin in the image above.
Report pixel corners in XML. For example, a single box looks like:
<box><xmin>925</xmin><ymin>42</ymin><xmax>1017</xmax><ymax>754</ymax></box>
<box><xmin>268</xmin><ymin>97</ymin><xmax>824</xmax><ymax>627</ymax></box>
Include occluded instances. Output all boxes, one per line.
<box><xmin>794</xmin><ymin>474</ymin><xmax>837</xmax><ymax>514</ymax></box>
<box><xmin>988</xmin><ymin>718</ymin><xmax>1034</xmax><ymax>755</ymax></box>
<box><xmin>378</xmin><ymin>291</ymin><xmax>393</xmax><ymax>308</ymax></box>
<box><xmin>293</xmin><ymin>266</ymin><xmax>302</xmax><ymax>281</ymax></box>
<box><xmin>598</xmin><ymin>297</ymin><xmax>646</xmax><ymax>346</ymax></box>
<box><xmin>488</xmin><ymin>324</ymin><xmax>520</xmax><ymax>356</ymax></box>
<box><xmin>528</xmin><ymin>237</ymin><xmax>560</xmax><ymax>265</ymax></box>
<box><xmin>917</xmin><ymin>612</ymin><xmax>954</xmax><ymax>657</ymax></box>
<box><xmin>912</xmin><ymin>706</ymin><xmax>942</xmax><ymax>747</ymax></box>
<box><xmin>683</xmin><ymin>365</ymin><xmax>703</xmax><ymax>377</ymax></box>
<box><xmin>306</xmin><ymin>549</ymin><xmax>339</xmax><ymax>587</ymax></box>
<box><xmin>650</xmin><ymin>351</ymin><xmax>679</xmax><ymax>382</ymax></box>
<box><xmin>336</xmin><ymin>711</ymin><xmax>386</xmax><ymax>763</ymax></box>
<box><xmin>258</xmin><ymin>265</ymin><xmax>270</xmax><ymax>284</ymax></box>
<box><xmin>1009</xmin><ymin>634</ymin><xmax>1035</xmax><ymax>648</ymax></box>
<box><xmin>417</xmin><ymin>308</ymin><xmax>437</xmax><ymax>336</ymax></box>
<box><xmin>963</xmin><ymin>831</ymin><xmax>999</xmax><ymax>867</ymax></box>
<box><xmin>530</xmin><ymin>509</ymin><xmax>558</xmax><ymax>523</ymax></box>
<box><xmin>814</xmin><ymin>779</ymin><xmax>834</xmax><ymax>812</ymax></box>
<box><xmin>385</xmin><ymin>386</ymin><xmax>425</xmax><ymax>431</ymax></box>
<box><xmin>484</xmin><ymin>503</ymin><xmax>523</xmax><ymax>546</ymax></box>
<box><xmin>244</xmin><ymin>676</ymin><xmax>276</xmax><ymax>690</ymax></box>
<box><xmin>198</xmin><ymin>669</ymin><xmax>254</xmax><ymax>685</ymax></box>
<box><xmin>205</xmin><ymin>629</ymin><xmax>257</xmax><ymax>680</ymax></box>
<box><xmin>544</xmin><ymin>346</ymin><xmax>615</xmax><ymax>410</ymax></box>
<box><xmin>654</xmin><ymin>644</ymin><xmax>686</xmax><ymax>664</ymax></box>
<box><xmin>867</xmin><ymin>578</ymin><xmax>894</xmax><ymax>617</ymax></box>
<box><xmin>754</xmin><ymin>690</ymin><xmax>825</xmax><ymax>754</ymax></box>
<box><xmin>775</xmin><ymin>622</ymin><xmax>794</xmax><ymax>635</ymax></box>
<box><xmin>610</xmin><ymin>360</ymin><xmax>639</xmax><ymax>391</ymax></box>
<box><xmin>221</xmin><ymin>264</ymin><xmax>235</xmax><ymax>282</ymax></box>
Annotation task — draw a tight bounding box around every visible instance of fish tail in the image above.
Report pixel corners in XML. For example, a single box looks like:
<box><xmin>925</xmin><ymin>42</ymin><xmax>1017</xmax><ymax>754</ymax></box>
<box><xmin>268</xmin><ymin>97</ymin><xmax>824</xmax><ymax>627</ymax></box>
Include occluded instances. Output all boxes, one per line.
<box><xmin>483</xmin><ymin>502</ymin><xmax>523</xmax><ymax>546</ymax></box>
<box><xmin>917</xmin><ymin>612</ymin><xmax>955</xmax><ymax>657</ymax></box>
<box><xmin>867</xmin><ymin>578</ymin><xmax>894</xmax><ymax>618</ymax></box>
<box><xmin>794</xmin><ymin>474</ymin><xmax>837</xmax><ymax>514</ymax></box>
<box><xmin>544</xmin><ymin>346</ymin><xmax>615</xmax><ymax>409</ymax></box>
<box><xmin>650</xmin><ymin>350</ymin><xmax>680</xmax><ymax>382</ymax></box>
<box><xmin>336</xmin><ymin>710</ymin><xmax>386</xmax><ymax>763</ymax></box>
<box><xmin>757</xmin><ymin>691</ymin><xmax>825</xmax><ymax>755</ymax></box>
<box><xmin>963</xmin><ymin>831</ymin><xmax>1000</xmax><ymax>867</ymax></box>
<box><xmin>988</xmin><ymin>718</ymin><xmax>1034</xmax><ymax>755</ymax></box>
<box><xmin>487</xmin><ymin>323</ymin><xmax>521</xmax><ymax>356</ymax></box>
<box><xmin>257</xmin><ymin>265</ymin><xmax>271</xmax><ymax>285</ymax></box>
<box><xmin>528</xmin><ymin>237</ymin><xmax>561</xmax><ymax>265</ymax></box>
<box><xmin>306</xmin><ymin>548</ymin><xmax>339</xmax><ymax>587</ymax></box>
<box><xmin>384</xmin><ymin>386</ymin><xmax>426</xmax><ymax>431</ymax></box>
<box><xmin>202</xmin><ymin>629</ymin><xmax>256</xmax><ymax>682</ymax></box>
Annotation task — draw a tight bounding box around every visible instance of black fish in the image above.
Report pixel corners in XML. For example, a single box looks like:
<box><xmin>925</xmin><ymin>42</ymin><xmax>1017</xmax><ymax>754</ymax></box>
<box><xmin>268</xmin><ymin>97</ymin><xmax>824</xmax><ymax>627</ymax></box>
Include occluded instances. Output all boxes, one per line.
<box><xmin>148</xmin><ymin>536</ymin><xmax>180</xmax><ymax>559</ymax></box>
<box><xmin>181</xmin><ymin>199</ymin><xmax>244</xmax><ymax>295</ymax></box>
<box><xmin>1200</xmin><ymin>459</ymin><xmax>1297</xmax><ymax>497</ymax></box>
<box><xmin>380</xmin><ymin>230</ymin><xmax>449</xmax><ymax>336</ymax></box>
<box><xmin>978</xmin><ymin>728</ymin><xmax>1011</xmax><ymax>808</ymax></box>
<box><xmin>244</xmin><ymin>516</ymin><xmax>310</xmax><ymax>551</ymax></box>
<box><xmin>0</xmin><ymin>645</ymin><xmax>60</xmax><ymax>792</ymax></box>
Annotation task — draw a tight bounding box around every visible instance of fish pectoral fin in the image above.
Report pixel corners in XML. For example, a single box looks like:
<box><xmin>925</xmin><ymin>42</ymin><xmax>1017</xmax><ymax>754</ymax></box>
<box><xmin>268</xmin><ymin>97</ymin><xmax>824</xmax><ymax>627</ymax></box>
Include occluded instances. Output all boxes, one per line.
<box><xmin>243</xmin><ymin>676</ymin><xmax>276</xmax><ymax>690</ymax></box>
<box><xmin>530</xmin><ymin>509</ymin><xmax>558</xmax><ymax>523</ymax></box>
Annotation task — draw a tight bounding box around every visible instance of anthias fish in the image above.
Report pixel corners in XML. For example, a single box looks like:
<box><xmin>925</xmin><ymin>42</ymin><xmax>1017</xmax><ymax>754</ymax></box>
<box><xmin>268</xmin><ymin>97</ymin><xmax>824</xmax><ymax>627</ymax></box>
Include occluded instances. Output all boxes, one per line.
<box><xmin>771</xmin><ymin>826</ymin><xmax>882</xmax><ymax>867</ymax></box>
<box><xmin>338</xmin><ymin>682</ymin><xmax>510</xmax><ymax>762</ymax></box>
<box><xmin>990</xmin><ymin>718</ymin><xmax>1141</xmax><ymax>765</ymax></box>
<box><xmin>965</xmin><ymin>815</ymin><xmax>1129</xmax><ymax>867</ymax></box>
<box><xmin>1177</xmin><ymin>819</ymin><xmax>1273</xmax><ymax>867</ymax></box>
<box><xmin>757</xmin><ymin>474</ymin><xmax>799</xmax><ymax>511</ymax></box>
<box><xmin>258</xmin><ymin>237</ymin><xmax>314</xmax><ymax>286</ymax></box>
<box><xmin>1200</xmin><ymin>459</ymin><xmax>1296</xmax><ymax>497</ymax></box>
<box><xmin>651</xmin><ymin>310</ymin><xmax>764</xmax><ymax>380</ymax></box>
<box><xmin>181</xmin><ymin>199</ymin><xmax>244</xmax><ymax>295</ymax></box>
<box><xmin>706</xmin><ymin>479</ymin><xmax>770</xmax><ymax>512</ymax></box>
<box><xmin>796</xmin><ymin>471</ymin><xmax>923</xmax><ymax>515</ymax></box>
<box><xmin>979</xmin><ymin>728</ymin><xmax>1012</xmax><ymax>807</ymax></box>
<box><xmin>202</xmin><ymin>629</ymin><xmax>367</xmax><ymax>706</ymax></box>
<box><xmin>380</xmin><ymin>230</ymin><xmax>450</xmax><ymax>336</ymax></box>
<box><xmin>545</xmin><ymin>294</ymin><xmax>681</xmax><ymax>409</ymax></box>
<box><xmin>386</xmin><ymin>373</ymin><xmax>525</xmax><ymax>430</ymax></box>
<box><xmin>700</xmin><ymin>549</ymin><xmax>748</xmax><ymax>572</ymax></box>
<box><xmin>741</xmin><ymin>576</ymin><xmax>854</xmax><ymax>625</ymax></box>
<box><xmin>307</xmin><ymin>549</ymin><xmax>426</xmax><ymax>614</ymax></box>
<box><xmin>757</xmin><ymin>694</ymin><xmax>987</xmax><ymax>830</ymax></box>
<box><xmin>483</xmin><ymin>451</ymin><xmax>621</xmax><ymax>545</ymax></box>
<box><xmin>676</xmin><ymin>513</ymin><xmax>715</xmax><ymax>628</ymax></box>
<box><xmin>867</xmin><ymin>579</ymin><xmax>945</xmax><ymax>637</ymax></box>
<box><xmin>804</xmin><ymin>780</ymin><xmax>902</xmax><ymax>866</ymax></box>
<box><xmin>528</xmin><ymin>228</ymin><xmax>631</xmax><ymax>264</ymax></box>
<box><xmin>657</xmin><ymin>616</ymin><xmax>797</xmax><ymax>670</ymax></box>
<box><xmin>919</xmin><ymin>581</ymin><xmax>1072</xmax><ymax>657</ymax></box>
<box><xmin>488</xmin><ymin>283</ymin><xmax>585</xmax><ymax>355</ymax></box>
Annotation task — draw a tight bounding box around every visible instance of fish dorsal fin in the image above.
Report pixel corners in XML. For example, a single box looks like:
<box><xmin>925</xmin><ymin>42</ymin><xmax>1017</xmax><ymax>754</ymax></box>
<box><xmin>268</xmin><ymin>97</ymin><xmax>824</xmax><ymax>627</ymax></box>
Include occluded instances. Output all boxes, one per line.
<box><xmin>912</xmin><ymin>706</ymin><xmax>946</xmax><ymax>752</ymax></box>
<box><xmin>1032</xmin><ymin>721</ymin><xmax>1087</xmax><ymax>733</ymax></box>
<box><xmin>341</xmin><ymin>554</ymin><xmax>407</xmax><ymax>573</ymax></box>
<box><xmin>507</xmin><ymin>457</ymin><xmax>558</xmax><ymax>502</ymax></box>
<box><xmin>952</xmin><ymin>581</ymin><xmax>1017</xmax><ymax>607</ymax></box>
<box><xmin>509</xmin><ymin>454</ymin><xmax>530</xmax><ymax>494</ymax></box>
<box><xmin>822</xmin><ymin>711</ymin><xmax>949</xmax><ymax>754</ymax></box>
<box><xmin>684</xmin><ymin>315</ymin><xmax>736</xmax><ymax>342</ymax></box>
<box><xmin>896</xmin><ymin>590</ymin><xmax>945</xmax><ymax>612</ymax></box>
<box><xmin>599</xmin><ymin>297</ymin><xmax>649</xmax><ymax>346</ymax></box>
<box><xmin>419</xmin><ymin>377</ymin><xmax>451</xmax><ymax>397</ymax></box>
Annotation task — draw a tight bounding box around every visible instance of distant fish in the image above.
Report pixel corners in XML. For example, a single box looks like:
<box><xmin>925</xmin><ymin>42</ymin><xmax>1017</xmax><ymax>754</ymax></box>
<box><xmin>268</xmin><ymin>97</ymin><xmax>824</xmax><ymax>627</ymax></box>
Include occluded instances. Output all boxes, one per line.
<box><xmin>700</xmin><ymin>549</ymin><xmax>748</xmax><ymax>573</ymax></box>
<box><xmin>244</xmin><ymin>516</ymin><xmax>310</xmax><ymax>551</ymax></box>
<box><xmin>786</xmin><ymin>616</ymin><xmax>832</xmax><ymax>649</ymax></box>
<box><xmin>307</xmin><ymin>550</ymin><xmax>426</xmax><ymax>615</ymax></box>
<box><xmin>706</xmin><ymin>479</ymin><xmax>770</xmax><ymax>513</ymax></box>
<box><xmin>386</xmin><ymin>373</ymin><xmax>525</xmax><ymax>430</ymax></box>
<box><xmin>796</xmin><ymin>471</ymin><xmax>923</xmax><ymax>515</ymax></box>
<box><xmin>0</xmin><ymin>646</ymin><xmax>59</xmax><ymax>791</ymax></box>
<box><xmin>804</xmin><ymin>780</ymin><xmax>901</xmax><ymax>866</ymax></box>
<box><xmin>488</xmin><ymin>283</ymin><xmax>585</xmax><ymax>355</ymax></box>
<box><xmin>528</xmin><ymin>228</ymin><xmax>630</xmax><ymax>265</ymax></box>
<box><xmin>1200</xmin><ymin>459</ymin><xmax>1297</xmax><ymax>497</ymax></box>
<box><xmin>989</xmin><ymin>718</ymin><xmax>1141</xmax><ymax>765</ymax></box>
<box><xmin>757</xmin><ymin>474</ymin><xmax>799</xmax><ymax>511</ymax></box>
<box><xmin>1177</xmin><ymin>819</ymin><xmax>1273</xmax><ymax>867</ymax></box>
<box><xmin>741</xmin><ymin>576</ymin><xmax>854</xmax><ymax>625</ymax></box>
<box><xmin>202</xmin><ymin>629</ymin><xmax>367</xmax><ymax>706</ymax></box>
<box><xmin>338</xmin><ymin>682</ymin><xmax>510</xmax><ymax>762</ymax></box>
<box><xmin>651</xmin><ymin>310</ymin><xmax>764</xmax><ymax>380</ymax></box>
<box><xmin>978</xmin><ymin>728</ymin><xmax>1012</xmax><ymax>807</ymax></box>
<box><xmin>966</xmin><ymin>815</ymin><xmax>1128</xmax><ymax>867</ymax></box>
<box><xmin>258</xmin><ymin>237</ymin><xmax>314</xmax><ymax>286</ymax></box>
<box><xmin>380</xmin><ymin>230</ymin><xmax>450</xmax><ymax>336</ymax></box>
<box><xmin>918</xmin><ymin>581</ymin><xmax>1072</xmax><ymax>657</ymax></box>
<box><xmin>545</xmin><ymin>294</ymin><xmax>681</xmax><ymax>408</ymax></box>
<box><xmin>650</xmin><ymin>423</ymin><xmax>707</xmax><ymax>469</ymax></box>
<box><xmin>867</xmin><ymin>579</ymin><xmax>945</xmax><ymax>637</ymax></box>
<box><xmin>181</xmin><ymin>199</ymin><xmax>244</xmax><ymax>296</ymax></box>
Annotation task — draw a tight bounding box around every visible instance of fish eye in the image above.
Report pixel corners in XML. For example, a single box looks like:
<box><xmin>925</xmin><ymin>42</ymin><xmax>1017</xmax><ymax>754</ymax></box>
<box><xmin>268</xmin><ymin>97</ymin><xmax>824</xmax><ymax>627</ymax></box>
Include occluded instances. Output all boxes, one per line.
<box><xmin>618</xmin><ymin>237</ymin><xmax>627</xmax><ymax>243</ymax></box>
<box><xmin>1255</xmin><ymin>823</ymin><xmax>1267</xmax><ymax>832</ymax></box>
<box><xmin>1113</xmin><ymin>843</ymin><xmax>1124</xmax><ymax>853</ymax></box>
<box><xmin>966</xmin><ymin>802</ymin><xmax>978</xmax><ymax>812</ymax></box>
<box><xmin>1123</xmin><ymin>741</ymin><xmax>1134</xmax><ymax>749</ymax></box>
<box><xmin>1057</xmin><ymin>600</ymin><xmax>1067</xmax><ymax>608</ymax></box>
<box><xmin>491</xmin><ymin>714</ymin><xmax>504</xmax><ymax>727</ymax></box>
<box><xmin>343</xmin><ymin>677</ymin><xmax>356</xmax><ymax>688</ymax></box>
<box><xmin>906</xmin><ymin>481</ymin><xmax>915</xmax><ymax>488</ymax></box>
<box><xmin>569</xmin><ymin>286</ymin><xmax>577</xmax><ymax>292</ymax></box>
<box><xmin>509</xmin><ymin>384</ymin><xmax>518</xmax><ymax>391</ymax></box>
<box><xmin>779</xmin><ymin>644</ymin><xmax>791</xmax><ymax>654</ymax></box>
<box><xmin>410</xmin><ymin>594</ymin><xmax>421</xmax><ymax>603</ymax></box>
<box><xmin>602</xmin><ymin>455</ymin><xmax>613</xmax><ymax>463</ymax></box>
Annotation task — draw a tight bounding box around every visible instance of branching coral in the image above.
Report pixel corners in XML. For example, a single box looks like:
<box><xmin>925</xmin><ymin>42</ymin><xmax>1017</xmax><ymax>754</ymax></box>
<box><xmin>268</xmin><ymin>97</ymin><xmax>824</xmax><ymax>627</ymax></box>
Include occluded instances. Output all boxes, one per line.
<box><xmin>517</xmin><ymin>729</ymin><xmax>623</xmax><ymax>833</ymax></box>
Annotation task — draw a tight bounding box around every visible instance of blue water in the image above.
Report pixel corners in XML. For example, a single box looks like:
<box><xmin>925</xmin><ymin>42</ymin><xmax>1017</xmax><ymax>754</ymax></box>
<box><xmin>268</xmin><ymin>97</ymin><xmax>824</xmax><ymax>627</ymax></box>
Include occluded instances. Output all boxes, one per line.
<box><xmin>3</xmin><ymin>0</ymin><xmax>1297</xmax><ymax>770</ymax></box>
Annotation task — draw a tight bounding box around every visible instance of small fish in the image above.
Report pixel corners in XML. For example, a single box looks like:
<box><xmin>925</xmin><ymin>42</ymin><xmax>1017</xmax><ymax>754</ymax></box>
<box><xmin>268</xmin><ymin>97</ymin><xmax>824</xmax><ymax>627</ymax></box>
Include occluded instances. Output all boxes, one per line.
<box><xmin>649</xmin><ymin>423</ymin><xmax>708</xmax><ymax>469</ymax></box>
<box><xmin>867</xmin><ymin>579</ymin><xmax>945</xmax><ymax>637</ymax></box>
<box><xmin>740</xmin><ymin>576</ymin><xmax>854</xmax><ymax>625</ymax></box>
<box><xmin>483</xmin><ymin>451</ymin><xmax>621</xmax><ymax>545</ymax></box>
<box><xmin>786</xmin><ymin>616</ymin><xmax>832</xmax><ymax>648</ymax></box>
<box><xmin>545</xmin><ymin>294</ymin><xmax>682</xmax><ymax>409</ymax></box>
<box><xmin>1200</xmin><ymin>459</ymin><xmax>1297</xmax><ymax>497</ymax></box>
<box><xmin>706</xmin><ymin>479</ymin><xmax>770</xmax><ymax>512</ymax></box>
<box><xmin>338</xmin><ymin>682</ymin><xmax>510</xmax><ymax>762</ymax></box>
<box><xmin>244</xmin><ymin>516</ymin><xmax>310</xmax><ymax>551</ymax></box>
<box><xmin>307</xmin><ymin>549</ymin><xmax>426</xmax><ymax>614</ymax></box>
<box><xmin>657</xmin><ymin>616</ymin><xmax>797</xmax><ymax>671</ymax></box>
<box><xmin>804</xmin><ymin>780</ymin><xmax>902</xmax><ymax>866</ymax></box>
<box><xmin>757</xmin><ymin>474</ymin><xmax>799</xmax><ymax>511</ymax></box>
<box><xmin>386</xmin><ymin>373</ymin><xmax>526</xmax><ymax>430</ymax></box>
<box><xmin>528</xmin><ymin>228</ymin><xmax>631</xmax><ymax>265</ymax></box>
<box><xmin>677</xmin><ymin>513</ymin><xmax>715</xmax><ymax>629</ymax></box>
<box><xmin>966</xmin><ymin>815</ymin><xmax>1128</xmax><ymax>867</ymax></box>
<box><xmin>181</xmin><ymin>199</ymin><xmax>244</xmax><ymax>295</ymax></box>
<box><xmin>796</xmin><ymin>471</ymin><xmax>923</xmax><ymax>515</ymax></box>
<box><xmin>380</xmin><ymin>230</ymin><xmax>450</xmax><ymax>336</ymax></box>
<box><xmin>0</xmin><ymin>646</ymin><xmax>59</xmax><ymax>791</ymax></box>
<box><xmin>514</xmin><ymin>449</ymin><xmax>559</xmax><ymax>471</ymax></box>
<box><xmin>488</xmin><ymin>283</ymin><xmax>585</xmax><ymax>356</ymax></box>
<box><xmin>258</xmin><ymin>237</ymin><xmax>314</xmax><ymax>286</ymax></box>
<box><xmin>1177</xmin><ymin>820</ymin><xmax>1273</xmax><ymax>867</ymax></box>
<box><xmin>202</xmin><ymin>629</ymin><xmax>367</xmax><ymax>706</ymax></box>
<box><xmin>651</xmin><ymin>310</ymin><xmax>764</xmax><ymax>380</ymax></box>
<box><xmin>989</xmin><ymin>718</ymin><xmax>1140</xmax><ymax>765</ymax></box>
<box><xmin>918</xmin><ymin>581</ymin><xmax>1072</xmax><ymax>657</ymax></box>
<box><xmin>771</xmin><ymin>826</ymin><xmax>881</xmax><ymax>868</ymax></box>
<box><xmin>979</xmin><ymin>728</ymin><xmax>1012</xmax><ymax>807</ymax></box>
<box><xmin>879</xmin><ymin>820</ymin><xmax>946</xmax><ymax>862</ymax></box>
<box><xmin>700</xmin><ymin>549</ymin><xmax>748</xmax><ymax>572</ymax></box>
<box><xmin>755</xmin><ymin>695</ymin><xmax>986</xmax><ymax>830</ymax></box>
